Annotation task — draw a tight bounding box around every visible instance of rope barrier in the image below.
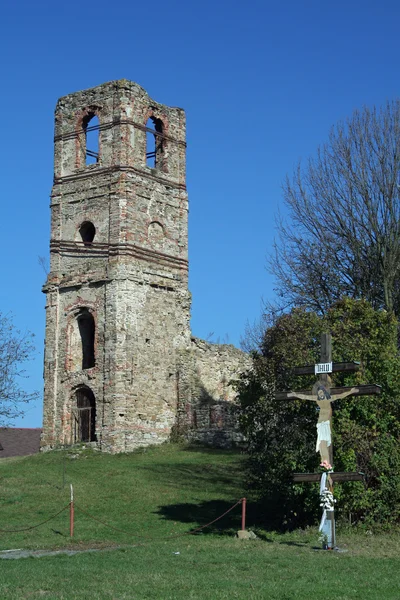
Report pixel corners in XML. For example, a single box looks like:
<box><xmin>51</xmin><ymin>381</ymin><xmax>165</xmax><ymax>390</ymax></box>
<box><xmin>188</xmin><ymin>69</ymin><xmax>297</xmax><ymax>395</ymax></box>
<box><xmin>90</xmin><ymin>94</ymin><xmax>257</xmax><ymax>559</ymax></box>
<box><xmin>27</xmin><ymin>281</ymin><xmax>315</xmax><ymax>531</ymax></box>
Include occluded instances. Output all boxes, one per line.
<box><xmin>0</xmin><ymin>496</ymin><xmax>246</xmax><ymax>542</ymax></box>
<box><xmin>181</xmin><ymin>498</ymin><xmax>244</xmax><ymax>536</ymax></box>
<box><xmin>74</xmin><ymin>498</ymin><xmax>245</xmax><ymax>542</ymax></box>
<box><xmin>74</xmin><ymin>504</ymin><xmax>135</xmax><ymax>536</ymax></box>
<box><xmin>0</xmin><ymin>504</ymin><xmax>70</xmax><ymax>533</ymax></box>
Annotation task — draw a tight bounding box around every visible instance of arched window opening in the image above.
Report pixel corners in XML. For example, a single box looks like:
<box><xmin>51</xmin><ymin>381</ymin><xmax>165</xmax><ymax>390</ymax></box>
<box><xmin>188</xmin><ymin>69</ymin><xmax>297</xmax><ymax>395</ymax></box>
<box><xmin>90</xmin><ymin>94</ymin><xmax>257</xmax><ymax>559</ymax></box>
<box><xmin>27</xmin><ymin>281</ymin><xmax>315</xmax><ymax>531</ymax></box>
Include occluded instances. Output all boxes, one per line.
<box><xmin>77</xmin><ymin>309</ymin><xmax>95</xmax><ymax>369</ymax></box>
<box><xmin>148</xmin><ymin>220</ymin><xmax>164</xmax><ymax>241</ymax></box>
<box><xmin>146</xmin><ymin>116</ymin><xmax>164</xmax><ymax>169</ymax></box>
<box><xmin>83</xmin><ymin>113</ymin><xmax>100</xmax><ymax>165</ymax></box>
<box><xmin>74</xmin><ymin>387</ymin><xmax>96</xmax><ymax>442</ymax></box>
<box><xmin>79</xmin><ymin>221</ymin><xmax>96</xmax><ymax>246</ymax></box>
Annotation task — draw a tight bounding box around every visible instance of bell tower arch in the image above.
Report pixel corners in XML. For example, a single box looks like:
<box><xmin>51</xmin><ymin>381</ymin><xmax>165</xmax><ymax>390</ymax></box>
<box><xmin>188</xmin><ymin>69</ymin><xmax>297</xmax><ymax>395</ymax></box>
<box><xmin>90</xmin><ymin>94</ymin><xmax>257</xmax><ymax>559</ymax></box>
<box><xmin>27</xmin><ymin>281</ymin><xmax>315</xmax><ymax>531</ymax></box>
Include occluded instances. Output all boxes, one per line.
<box><xmin>42</xmin><ymin>80</ymin><xmax>191</xmax><ymax>452</ymax></box>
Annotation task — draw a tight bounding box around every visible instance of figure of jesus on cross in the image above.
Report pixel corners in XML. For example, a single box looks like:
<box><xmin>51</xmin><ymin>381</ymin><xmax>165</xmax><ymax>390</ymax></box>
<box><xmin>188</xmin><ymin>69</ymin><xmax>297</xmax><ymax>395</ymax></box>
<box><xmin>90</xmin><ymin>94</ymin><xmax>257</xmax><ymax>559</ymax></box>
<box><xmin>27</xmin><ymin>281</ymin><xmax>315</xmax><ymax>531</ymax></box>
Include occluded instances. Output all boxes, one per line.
<box><xmin>286</xmin><ymin>382</ymin><xmax>358</xmax><ymax>465</ymax></box>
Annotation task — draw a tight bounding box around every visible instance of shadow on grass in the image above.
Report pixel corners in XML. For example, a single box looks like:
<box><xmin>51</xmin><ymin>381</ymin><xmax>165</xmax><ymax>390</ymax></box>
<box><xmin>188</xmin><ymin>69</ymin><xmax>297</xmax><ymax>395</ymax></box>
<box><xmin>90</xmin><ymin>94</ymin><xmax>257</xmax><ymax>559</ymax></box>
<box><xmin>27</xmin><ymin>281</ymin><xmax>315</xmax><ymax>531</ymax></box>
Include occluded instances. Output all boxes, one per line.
<box><xmin>278</xmin><ymin>540</ymin><xmax>310</xmax><ymax>548</ymax></box>
<box><xmin>155</xmin><ymin>499</ymin><xmax>243</xmax><ymax>535</ymax></box>
<box><xmin>155</xmin><ymin>493</ymin><xmax>317</xmax><ymax>542</ymax></box>
<box><xmin>155</xmin><ymin>498</ymin><xmax>272</xmax><ymax>537</ymax></box>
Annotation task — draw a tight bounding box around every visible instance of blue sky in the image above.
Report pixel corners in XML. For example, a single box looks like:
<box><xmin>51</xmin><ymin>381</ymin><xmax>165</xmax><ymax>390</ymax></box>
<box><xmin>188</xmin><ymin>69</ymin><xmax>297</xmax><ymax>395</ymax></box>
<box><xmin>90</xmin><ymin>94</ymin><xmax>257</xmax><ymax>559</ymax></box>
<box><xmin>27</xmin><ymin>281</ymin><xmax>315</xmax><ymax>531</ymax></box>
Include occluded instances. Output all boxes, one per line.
<box><xmin>1</xmin><ymin>0</ymin><xmax>399</xmax><ymax>427</ymax></box>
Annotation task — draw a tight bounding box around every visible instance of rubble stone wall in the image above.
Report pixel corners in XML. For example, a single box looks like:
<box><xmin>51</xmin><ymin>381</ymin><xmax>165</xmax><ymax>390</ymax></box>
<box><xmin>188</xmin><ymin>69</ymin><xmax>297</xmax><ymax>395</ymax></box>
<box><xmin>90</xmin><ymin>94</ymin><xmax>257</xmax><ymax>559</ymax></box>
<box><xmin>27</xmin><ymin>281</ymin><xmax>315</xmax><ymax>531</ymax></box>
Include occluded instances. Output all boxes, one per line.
<box><xmin>176</xmin><ymin>338</ymin><xmax>251</xmax><ymax>447</ymax></box>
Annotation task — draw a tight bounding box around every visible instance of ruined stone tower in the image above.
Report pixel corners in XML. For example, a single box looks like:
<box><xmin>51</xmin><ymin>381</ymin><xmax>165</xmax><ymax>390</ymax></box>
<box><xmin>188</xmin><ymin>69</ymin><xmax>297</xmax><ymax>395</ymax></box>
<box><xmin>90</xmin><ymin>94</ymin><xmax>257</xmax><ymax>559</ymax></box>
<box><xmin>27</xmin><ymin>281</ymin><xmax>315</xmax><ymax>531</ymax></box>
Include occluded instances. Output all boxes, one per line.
<box><xmin>42</xmin><ymin>79</ymin><xmax>250</xmax><ymax>452</ymax></box>
<box><xmin>42</xmin><ymin>80</ymin><xmax>191</xmax><ymax>451</ymax></box>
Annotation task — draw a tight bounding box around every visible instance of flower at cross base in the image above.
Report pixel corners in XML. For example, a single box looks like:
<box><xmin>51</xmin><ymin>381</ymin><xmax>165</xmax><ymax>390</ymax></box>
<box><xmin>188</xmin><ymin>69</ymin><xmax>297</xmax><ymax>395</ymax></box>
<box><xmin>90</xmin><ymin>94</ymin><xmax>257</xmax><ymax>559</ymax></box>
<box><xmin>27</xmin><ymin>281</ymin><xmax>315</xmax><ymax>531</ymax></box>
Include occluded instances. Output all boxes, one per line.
<box><xmin>319</xmin><ymin>460</ymin><xmax>333</xmax><ymax>472</ymax></box>
<box><xmin>320</xmin><ymin>489</ymin><xmax>336</xmax><ymax>511</ymax></box>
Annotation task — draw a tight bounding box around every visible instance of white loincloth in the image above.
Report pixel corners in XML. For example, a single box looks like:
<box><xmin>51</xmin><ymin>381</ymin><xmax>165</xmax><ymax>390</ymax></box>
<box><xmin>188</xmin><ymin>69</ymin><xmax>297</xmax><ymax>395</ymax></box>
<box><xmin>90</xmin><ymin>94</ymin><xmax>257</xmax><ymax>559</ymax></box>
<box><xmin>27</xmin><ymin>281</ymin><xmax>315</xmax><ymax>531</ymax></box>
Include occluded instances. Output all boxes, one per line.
<box><xmin>316</xmin><ymin>420</ymin><xmax>331</xmax><ymax>452</ymax></box>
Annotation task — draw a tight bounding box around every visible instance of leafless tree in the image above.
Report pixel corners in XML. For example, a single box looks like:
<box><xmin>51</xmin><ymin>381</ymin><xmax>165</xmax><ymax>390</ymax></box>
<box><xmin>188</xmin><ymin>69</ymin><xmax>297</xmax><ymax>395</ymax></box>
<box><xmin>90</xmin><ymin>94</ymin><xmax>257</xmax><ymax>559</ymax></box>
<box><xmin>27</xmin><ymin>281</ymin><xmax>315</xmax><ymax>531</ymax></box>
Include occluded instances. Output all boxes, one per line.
<box><xmin>270</xmin><ymin>101</ymin><xmax>400</xmax><ymax>315</ymax></box>
<box><xmin>0</xmin><ymin>313</ymin><xmax>39</xmax><ymax>424</ymax></box>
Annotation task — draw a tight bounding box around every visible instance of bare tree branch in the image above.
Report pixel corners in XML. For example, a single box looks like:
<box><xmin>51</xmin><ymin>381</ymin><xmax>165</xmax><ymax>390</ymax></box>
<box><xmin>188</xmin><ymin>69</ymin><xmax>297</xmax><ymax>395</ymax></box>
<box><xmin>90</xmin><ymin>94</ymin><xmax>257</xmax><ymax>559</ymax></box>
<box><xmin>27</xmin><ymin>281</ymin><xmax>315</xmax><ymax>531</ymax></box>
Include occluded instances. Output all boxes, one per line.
<box><xmin>0</xmin><ymin>313</ymin><xmax>39</xmax><ymax>424</ymax></box>
<box><xmin>269</xmin><ymin>101</ymin><xmax>400</xmax><ymax>315</ymax></box>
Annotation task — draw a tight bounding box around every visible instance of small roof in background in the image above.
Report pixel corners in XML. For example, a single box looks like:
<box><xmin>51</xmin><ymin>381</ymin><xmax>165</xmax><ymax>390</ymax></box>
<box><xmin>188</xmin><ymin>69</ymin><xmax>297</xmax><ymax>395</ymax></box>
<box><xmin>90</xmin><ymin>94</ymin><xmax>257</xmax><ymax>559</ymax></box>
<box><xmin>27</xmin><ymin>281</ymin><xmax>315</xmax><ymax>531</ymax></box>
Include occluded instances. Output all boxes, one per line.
<box><xmin>0</xmin><ymin>428</ymin><xmax>42</xmax><ymax>458</ymax></box>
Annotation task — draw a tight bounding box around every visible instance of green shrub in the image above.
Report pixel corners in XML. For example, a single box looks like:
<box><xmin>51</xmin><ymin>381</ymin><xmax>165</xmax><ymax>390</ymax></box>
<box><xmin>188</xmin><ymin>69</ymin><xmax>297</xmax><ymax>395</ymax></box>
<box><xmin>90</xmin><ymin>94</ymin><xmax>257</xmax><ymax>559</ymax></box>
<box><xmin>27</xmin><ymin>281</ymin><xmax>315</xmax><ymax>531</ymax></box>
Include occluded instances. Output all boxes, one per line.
<box><xmin>236</xmin><ymin>298</ymin><xmax>400</xmax><ymax>528</ymax></box>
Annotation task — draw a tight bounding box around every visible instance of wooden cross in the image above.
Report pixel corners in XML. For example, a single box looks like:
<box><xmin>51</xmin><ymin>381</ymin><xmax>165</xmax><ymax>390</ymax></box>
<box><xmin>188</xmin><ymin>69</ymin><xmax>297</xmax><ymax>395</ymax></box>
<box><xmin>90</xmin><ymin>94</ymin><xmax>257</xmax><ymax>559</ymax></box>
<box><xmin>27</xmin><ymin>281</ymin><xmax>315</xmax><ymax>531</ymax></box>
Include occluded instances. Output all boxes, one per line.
<box><xmin>276</xmin><ymin>333</ymin><xmax>381</xmax><ymax>548</ymax></box>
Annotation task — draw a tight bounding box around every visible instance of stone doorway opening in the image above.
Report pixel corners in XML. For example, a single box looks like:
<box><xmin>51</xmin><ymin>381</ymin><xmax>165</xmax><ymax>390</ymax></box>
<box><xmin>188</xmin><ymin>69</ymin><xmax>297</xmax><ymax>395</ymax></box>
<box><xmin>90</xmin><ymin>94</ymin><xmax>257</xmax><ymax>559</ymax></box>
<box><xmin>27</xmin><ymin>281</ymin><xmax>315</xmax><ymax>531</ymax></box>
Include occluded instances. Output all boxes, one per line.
<box><xmin>72</xmin><ymin>387</ymin><xmax>97</xmax><ymax>443</ymax></box>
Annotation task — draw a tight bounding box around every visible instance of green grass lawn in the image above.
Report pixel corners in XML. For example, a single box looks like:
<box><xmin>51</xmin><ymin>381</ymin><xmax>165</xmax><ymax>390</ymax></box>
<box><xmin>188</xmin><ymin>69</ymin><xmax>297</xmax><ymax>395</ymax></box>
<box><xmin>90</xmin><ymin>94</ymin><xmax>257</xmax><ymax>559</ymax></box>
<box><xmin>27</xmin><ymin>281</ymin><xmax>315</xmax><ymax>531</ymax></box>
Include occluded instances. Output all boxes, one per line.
<box><xmin>0</xmin><ymin>444</ymin><xmax>399</xmax><ymax>599</ymax></box>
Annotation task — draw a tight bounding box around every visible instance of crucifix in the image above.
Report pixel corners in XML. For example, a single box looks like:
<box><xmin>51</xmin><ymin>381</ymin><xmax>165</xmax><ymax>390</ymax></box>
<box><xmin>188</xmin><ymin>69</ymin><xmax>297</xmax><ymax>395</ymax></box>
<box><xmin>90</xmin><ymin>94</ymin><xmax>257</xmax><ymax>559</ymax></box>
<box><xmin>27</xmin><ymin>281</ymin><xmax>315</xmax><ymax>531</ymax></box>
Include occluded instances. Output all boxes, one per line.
<box><xmin>276</xmin><ymin>333</ymin><xmax>381</xmax><ymax>549</ymax></box>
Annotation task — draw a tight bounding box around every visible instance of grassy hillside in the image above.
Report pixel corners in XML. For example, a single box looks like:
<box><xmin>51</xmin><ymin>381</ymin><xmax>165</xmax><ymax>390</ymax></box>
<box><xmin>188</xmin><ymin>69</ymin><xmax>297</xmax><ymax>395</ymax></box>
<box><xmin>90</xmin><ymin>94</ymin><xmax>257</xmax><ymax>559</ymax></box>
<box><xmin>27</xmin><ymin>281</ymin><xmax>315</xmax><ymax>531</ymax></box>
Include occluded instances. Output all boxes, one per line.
<box><xmin>0</xmin><ymin>444</ymin><xmax>246</xmax><ymax>549</ymax></box>
<box><xmin>1</xmin><ymin>444</ymin><xmax>399</xmax><ymax>600</ymax></box>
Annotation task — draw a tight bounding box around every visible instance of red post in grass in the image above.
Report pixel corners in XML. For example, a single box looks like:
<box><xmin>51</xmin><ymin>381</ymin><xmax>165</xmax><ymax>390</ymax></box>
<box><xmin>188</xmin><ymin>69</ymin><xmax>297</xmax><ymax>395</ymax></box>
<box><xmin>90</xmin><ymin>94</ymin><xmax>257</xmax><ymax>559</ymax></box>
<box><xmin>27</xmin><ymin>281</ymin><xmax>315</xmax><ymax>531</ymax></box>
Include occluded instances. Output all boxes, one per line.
<box><xmin>70</xmin><ymin>484</ymin><xmax>74</xmax><ymax>538</ymax></box>
<box><xmin>241</xmin><ymin>497</ymin><xmax>246</xmax><ymax>531</ymax></box>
